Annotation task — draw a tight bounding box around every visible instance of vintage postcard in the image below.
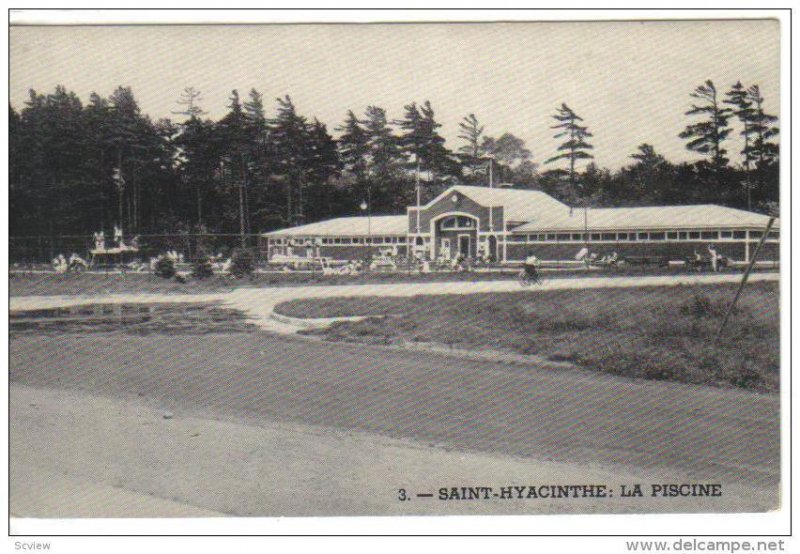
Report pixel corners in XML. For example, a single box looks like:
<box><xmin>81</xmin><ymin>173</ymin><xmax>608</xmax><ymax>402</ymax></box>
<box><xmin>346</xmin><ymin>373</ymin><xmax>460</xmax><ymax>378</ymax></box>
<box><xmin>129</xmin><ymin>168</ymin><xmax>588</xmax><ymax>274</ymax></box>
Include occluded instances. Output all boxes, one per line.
<box><xmin>7</xmin><ymin>9</ymin><xmax>789</xmax><ymax>540</ymax></box>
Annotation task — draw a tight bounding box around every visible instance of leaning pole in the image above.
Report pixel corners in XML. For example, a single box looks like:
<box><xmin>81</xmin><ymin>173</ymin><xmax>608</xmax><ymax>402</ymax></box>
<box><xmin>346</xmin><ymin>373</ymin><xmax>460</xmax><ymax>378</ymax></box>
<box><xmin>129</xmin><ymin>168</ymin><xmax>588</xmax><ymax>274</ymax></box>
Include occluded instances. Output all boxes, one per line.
<box><xmin>714</xmin><ymin>217</ymin><xmax>776</xmax><ymax>342</ymax></box>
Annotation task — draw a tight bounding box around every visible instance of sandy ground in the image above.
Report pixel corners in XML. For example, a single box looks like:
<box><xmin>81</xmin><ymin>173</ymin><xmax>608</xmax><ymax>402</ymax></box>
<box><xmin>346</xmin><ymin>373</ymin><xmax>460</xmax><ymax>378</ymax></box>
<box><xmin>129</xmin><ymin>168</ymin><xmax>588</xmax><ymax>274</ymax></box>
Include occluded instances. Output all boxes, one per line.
<box><xmin>10</xmin><ymin>384</ymin><xmax>777</xmax><ymax>518</ymax></box>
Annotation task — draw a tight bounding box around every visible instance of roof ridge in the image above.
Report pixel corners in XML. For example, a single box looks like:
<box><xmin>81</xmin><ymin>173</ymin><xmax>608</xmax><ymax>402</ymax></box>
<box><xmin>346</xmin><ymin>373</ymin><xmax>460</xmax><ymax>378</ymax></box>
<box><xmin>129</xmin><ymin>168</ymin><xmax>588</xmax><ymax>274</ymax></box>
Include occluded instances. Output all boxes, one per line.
<box><xmin>325</xmin><ymin>214</ymin><xmax>406</xmax><ymax>219</ymax></box>
<box><xmin>590</xmin><ymin>203</ymin><xmax>747</xmax><ymax>210</ymax></box>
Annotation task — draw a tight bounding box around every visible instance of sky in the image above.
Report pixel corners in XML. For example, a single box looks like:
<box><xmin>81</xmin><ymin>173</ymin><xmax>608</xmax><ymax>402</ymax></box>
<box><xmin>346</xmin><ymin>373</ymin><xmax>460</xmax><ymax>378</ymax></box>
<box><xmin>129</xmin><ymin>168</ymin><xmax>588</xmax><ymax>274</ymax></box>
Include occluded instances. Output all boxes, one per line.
<box><xmin>10</xmin><ymin>19</ymin><xmax>780</xmax><ymax>170</ymax></box>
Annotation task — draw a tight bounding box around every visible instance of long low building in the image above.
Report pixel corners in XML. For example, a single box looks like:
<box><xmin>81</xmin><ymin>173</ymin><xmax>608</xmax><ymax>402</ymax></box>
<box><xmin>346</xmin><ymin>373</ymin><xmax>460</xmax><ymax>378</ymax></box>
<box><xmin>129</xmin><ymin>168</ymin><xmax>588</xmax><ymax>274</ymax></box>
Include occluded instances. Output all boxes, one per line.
<box><xmin>261</xmin><ymin>185</ymin><xmax>779</xmax><ymax>264</ymax></box>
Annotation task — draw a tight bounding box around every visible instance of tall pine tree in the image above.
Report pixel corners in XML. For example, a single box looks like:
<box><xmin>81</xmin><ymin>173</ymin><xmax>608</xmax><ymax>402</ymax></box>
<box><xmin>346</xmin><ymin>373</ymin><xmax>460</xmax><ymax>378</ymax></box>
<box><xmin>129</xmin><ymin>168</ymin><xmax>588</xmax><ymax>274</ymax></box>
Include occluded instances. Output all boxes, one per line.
<box><xmin>725</xmin><ymin>81</ymin><xmax>757</xmax><ymax>209</ymax></box>
<box><xmin>545</xmin><ymin>103</ymin><xmax>593</xmax><ymax>203</ymax></box>
<box><xmin>337</xmin><ymin>110</ymin><xmax>369</xmax><ymax>181</ymax></box>
<box><xmin>269</xmin><ymin>95</ymin><xmax>311</xmax><ymax>226</ymax></box>
<box><xmin>419</xmin><ymin>101</ymin><xmax>457</xmax><ymax>182</ymax></box>
<box><xmin>679</xmin><ymin>80</ymin><xmax>732</xmax><ymax>176</ymax></box>
<box><xmin>363</xmin><ymin>105</ymin><xmax>405</xmax><ymax>212</ymax></box>
<box><xmin>395</xmin><ymin>101</ymin><xmax>456</xmax><ymax>200</ymax></box>
<box><xmin>458</xmin><ymin>113</ymin><xmax>485</xmax><ymax>182</ymax></box>
<box><xmin>746</xmin><ymin>85</ymin><xmax>779</xmax><ymax>168</ymax></box>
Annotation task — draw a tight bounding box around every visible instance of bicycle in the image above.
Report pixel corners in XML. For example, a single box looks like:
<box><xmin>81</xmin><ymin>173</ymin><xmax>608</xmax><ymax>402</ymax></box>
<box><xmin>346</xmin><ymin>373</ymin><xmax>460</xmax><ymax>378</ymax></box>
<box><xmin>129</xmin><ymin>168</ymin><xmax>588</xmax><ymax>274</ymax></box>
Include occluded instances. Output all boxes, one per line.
<box><xmin>518</xmin><ymin>268</ymin><xmax>544</xmax><ymax>287</ymax></box>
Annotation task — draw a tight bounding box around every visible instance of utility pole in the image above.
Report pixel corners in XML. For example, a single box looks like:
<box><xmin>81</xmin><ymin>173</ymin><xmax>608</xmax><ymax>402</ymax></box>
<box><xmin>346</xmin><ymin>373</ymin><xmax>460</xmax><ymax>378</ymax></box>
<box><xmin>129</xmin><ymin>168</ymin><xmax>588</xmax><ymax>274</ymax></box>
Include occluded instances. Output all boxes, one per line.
<box><xmin>113</xmin><ymin>160</ymin><xmax>125</xmax><ymax>236</ymax></box>
<box><xmin>489</xmin><ymin>155</ymin><xmax>494</xmax><ymax>231</ymax></box>
<box><xmin>360</xmin><ymin>186</ymin><xmax>372</xmax><ymax>257</ymax></box>
<box><xmin>239</xmin><ymin>180</ymin><xmax>246</xmax><ymax>248</ymax></box>
<box><xmin>365</xmin><ymin>160</ymin><xmax>372</xmax><ymax>255</ymax></box>
<box><xmin>715</xmin><ymin>217</ymin><xmax>776</xmax><ymax>342</ymax></box>
<box><xmin>415</xmin><ymin>157</ymin><xmax>421</xmax><ymax>233</ymax></box>
<box><xmin>744</xmin><ymin>176</ymin><xmax>753</xmax><ymax>212</ymax></box>
<box><xmin>583</xmin><ymin>184</ymin><xmax>590</xmax><ymax>271</ymax></box>
<box><xmin>367</xmin><ymin>186</ymin><xmax>372</xmax><ymax>247</ymax></box>
<box><xmin>239</xmin><ymin>154</ymin><xmax>247</xmax><ymax>248</ymax></box>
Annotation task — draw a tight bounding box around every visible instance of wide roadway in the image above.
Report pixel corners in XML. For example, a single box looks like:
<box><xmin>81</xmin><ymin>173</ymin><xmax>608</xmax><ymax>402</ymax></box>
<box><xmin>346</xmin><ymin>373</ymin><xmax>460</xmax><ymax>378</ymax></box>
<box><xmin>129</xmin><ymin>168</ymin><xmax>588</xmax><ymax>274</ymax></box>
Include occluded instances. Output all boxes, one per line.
<box><xmin>10</xmin><ymin>328</ymin><xmax>779</xmax><ymax>496</ymax></box>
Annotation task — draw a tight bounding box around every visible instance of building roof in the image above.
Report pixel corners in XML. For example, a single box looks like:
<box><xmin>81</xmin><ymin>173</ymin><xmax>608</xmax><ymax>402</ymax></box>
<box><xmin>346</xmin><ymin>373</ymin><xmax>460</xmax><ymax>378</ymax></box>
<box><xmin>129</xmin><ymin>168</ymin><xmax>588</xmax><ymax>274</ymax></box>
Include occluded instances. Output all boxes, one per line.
<box><xmin>424</xmin><ymin>185</ymin><xmax>572</xmax><ymax>222</ymax></box>
<box><xmin>512</xmin><ymin>204</ymin><xmax>778</xmax><ymax>233</ymax></box>
<box><xmin>263</xmin><ymin>185</ymin><xmax>777</xmax><ymax>238</ymax></box>
<box><xmin>264</xmin><ymin>215</ymin><xmax>408</xmax><ymax>237</ymax></box>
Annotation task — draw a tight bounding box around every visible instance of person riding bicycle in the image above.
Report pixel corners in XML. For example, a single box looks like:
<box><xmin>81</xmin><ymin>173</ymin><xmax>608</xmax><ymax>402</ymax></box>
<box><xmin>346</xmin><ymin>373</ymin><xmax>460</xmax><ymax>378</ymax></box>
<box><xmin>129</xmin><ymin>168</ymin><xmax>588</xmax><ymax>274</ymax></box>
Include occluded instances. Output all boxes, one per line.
<box><xmin>524</xmin><ymin>250</ymin><xmax>541</xmax><ymax>282</ymax></box>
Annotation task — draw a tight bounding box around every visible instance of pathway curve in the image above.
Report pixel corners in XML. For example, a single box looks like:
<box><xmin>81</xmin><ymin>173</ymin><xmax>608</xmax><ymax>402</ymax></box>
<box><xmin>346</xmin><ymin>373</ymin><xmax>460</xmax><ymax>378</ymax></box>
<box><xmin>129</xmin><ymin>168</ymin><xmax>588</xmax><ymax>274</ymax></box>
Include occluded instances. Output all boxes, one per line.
<box><xmin>10</xmin><ymin>272</ymin><xmax>780</xmax><ymax>334</ymax></box>
<box><xmin>10</xmin><ymin>272</ymin><xmax>782</xmax><ymax>518</ymax></box>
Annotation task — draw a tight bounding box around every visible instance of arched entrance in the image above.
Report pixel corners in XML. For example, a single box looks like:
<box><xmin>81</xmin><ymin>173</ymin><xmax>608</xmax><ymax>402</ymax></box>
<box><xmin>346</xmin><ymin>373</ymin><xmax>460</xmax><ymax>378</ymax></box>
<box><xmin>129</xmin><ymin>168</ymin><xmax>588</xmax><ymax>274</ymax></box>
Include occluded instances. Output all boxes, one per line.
<box><xmin>433</xmin><ymin>214</ymin><xmax>478</xmax><ymax>259</ymax></box>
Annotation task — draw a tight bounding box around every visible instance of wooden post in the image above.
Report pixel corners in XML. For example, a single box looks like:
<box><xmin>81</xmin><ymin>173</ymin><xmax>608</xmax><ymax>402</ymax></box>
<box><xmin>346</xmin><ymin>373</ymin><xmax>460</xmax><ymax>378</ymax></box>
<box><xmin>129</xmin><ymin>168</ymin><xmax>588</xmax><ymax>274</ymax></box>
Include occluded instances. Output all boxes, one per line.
<box><xmin>714</xmin><ymin>217</ymin><xmax>775</xmax><ymax>342</ymax></box>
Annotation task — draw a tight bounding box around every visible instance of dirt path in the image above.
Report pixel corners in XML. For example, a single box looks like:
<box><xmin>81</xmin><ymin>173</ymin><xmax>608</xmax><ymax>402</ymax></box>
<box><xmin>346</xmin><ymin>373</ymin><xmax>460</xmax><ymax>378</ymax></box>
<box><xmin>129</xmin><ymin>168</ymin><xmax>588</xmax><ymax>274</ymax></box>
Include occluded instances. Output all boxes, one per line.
<box><xmin>11</xmin><ymin>384</ymin><xmax>777</xmax><ymax>518</ymax></box>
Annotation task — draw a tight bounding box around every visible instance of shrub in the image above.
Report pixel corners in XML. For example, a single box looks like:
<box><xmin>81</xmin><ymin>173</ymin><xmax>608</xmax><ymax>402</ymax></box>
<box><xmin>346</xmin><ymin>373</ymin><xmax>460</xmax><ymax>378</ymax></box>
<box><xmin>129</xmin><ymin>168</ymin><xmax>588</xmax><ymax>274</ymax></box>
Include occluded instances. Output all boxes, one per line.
<box><xmin>192</xmin><ymin>256</ymin><xmax>214</xmax><ymax>280</ymax></box>
<box><xmin>680</xmin><ymin>293</ymin><xmax>731</xmax><ymax>319</ymax></box>
<box><xmin>230</xmin><ymin>249</ymin><xmax>255</xmax><ymax>278</ymax></box>
<box><xmin>153</xmin><ymin>257</ymin><xmax>176</xmax><ymax>279</ymax></box>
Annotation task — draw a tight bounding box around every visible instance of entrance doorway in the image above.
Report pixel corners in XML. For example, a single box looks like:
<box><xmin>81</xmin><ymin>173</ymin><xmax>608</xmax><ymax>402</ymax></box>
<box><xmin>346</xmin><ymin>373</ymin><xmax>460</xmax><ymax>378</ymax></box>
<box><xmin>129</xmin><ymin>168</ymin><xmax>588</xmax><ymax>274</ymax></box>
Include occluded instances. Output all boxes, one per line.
<box><xmin>440</xmin><ymin>238</ymin><xmax>451</xmax><ymax>259</ymax></box>
<box><xmin>458</xmin><ymin>234</ymin><xmax>471</xmax><ymax>257</ymax></box>
<box><xmin>487</xmin><ymin>235</ymin><xmax>498</xmax><ymax>261</ymax></box>
<box><xmin>434</xmin><ymin>214</ymin><xmax>478</xmax><ymax>259</ymax></box>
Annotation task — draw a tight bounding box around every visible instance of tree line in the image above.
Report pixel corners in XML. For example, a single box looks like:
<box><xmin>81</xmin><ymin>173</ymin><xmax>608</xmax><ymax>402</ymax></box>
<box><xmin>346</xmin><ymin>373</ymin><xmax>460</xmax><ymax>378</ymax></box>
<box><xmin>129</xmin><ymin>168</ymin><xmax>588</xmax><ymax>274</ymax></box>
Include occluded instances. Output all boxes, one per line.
<box><xmin>9</xmin><ymin>79</ymin><xmax>779</xmax><ymax>240</ymax></box>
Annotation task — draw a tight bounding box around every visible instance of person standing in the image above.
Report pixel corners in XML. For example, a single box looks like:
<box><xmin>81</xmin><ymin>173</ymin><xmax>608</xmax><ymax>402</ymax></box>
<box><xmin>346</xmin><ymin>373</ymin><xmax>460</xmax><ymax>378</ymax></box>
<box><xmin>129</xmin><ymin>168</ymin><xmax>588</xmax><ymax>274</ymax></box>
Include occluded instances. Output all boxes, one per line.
<box><xmin>707</xmin><ymin>244</ymin><xmax>719</xmax><ymax>272</ymax></box>
<box><xmin>94</xmin><ymin>231</ymin><xmax>106</xmax><ymax>251</ymax></box>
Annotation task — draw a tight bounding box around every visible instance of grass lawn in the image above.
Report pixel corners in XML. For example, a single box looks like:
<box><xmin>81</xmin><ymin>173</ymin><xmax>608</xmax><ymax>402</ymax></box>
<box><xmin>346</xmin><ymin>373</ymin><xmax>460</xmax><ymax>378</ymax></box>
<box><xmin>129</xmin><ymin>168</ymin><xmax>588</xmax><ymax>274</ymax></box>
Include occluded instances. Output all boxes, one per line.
<box><xmin>277</xmin><ymin>281</ymin><xmax>780</xmax><ymax>392</ymax></box>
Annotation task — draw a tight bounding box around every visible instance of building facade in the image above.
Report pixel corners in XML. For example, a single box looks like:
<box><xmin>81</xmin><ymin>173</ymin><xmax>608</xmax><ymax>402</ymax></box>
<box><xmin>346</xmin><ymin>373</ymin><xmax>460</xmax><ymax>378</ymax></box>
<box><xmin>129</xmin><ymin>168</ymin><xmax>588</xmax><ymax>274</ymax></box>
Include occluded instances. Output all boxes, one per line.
<box><xmin>262</xmin><ymin>185</ymin><xmax>779</xmax><ymax>264</ymax></box>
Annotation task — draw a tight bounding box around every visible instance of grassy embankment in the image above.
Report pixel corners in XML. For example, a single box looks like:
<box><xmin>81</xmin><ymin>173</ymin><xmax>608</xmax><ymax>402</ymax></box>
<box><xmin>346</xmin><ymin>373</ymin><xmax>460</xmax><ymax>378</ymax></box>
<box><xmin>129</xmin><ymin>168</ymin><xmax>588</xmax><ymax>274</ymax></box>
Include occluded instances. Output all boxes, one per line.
<box><xmin>276</xmin><ymin>282</ymin><xmax>780</xmax><ymax>392</ymax></box>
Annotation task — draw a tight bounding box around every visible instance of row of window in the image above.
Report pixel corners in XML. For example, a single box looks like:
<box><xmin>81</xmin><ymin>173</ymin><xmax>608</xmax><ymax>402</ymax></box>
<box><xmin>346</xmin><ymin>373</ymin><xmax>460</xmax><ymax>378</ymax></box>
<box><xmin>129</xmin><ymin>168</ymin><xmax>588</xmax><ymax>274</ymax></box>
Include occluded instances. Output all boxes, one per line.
<box><xmin>270</xmin><ymin>236</ymin><xmax>408</xmax><ymax>246</ymax></box>
<box><xmin>269</xmin><ymin>229</ymin><xmax>779</xmax><ymax>246</ymax></box>
<box><xmin>439</xmin><ymin>216</ymin><xmax>476</xmax><ymax>230</ymax></box>
<box><xmin>508</xmin><ymin>230</ymin><xmax>779</xmax><ymax>243</ymax></box>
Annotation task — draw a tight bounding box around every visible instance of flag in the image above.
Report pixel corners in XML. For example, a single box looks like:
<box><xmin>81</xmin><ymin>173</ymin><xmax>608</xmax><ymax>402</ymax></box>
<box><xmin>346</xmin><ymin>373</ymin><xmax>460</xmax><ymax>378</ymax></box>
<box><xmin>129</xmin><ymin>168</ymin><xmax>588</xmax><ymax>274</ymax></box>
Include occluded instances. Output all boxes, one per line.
<box><xmin>472</xmin><ymin>163</ymin><xmax>489</xmax><ymax>175</ymax></box>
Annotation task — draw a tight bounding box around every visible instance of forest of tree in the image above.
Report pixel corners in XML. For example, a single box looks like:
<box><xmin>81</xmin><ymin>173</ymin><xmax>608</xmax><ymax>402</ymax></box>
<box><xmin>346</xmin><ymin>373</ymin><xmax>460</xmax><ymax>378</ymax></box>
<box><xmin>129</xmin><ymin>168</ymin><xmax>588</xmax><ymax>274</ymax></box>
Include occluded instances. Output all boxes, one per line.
<box><xmin>9</xmin><ymin>80</ymin><xmax>779</xmax><ymax>241</ymax></box>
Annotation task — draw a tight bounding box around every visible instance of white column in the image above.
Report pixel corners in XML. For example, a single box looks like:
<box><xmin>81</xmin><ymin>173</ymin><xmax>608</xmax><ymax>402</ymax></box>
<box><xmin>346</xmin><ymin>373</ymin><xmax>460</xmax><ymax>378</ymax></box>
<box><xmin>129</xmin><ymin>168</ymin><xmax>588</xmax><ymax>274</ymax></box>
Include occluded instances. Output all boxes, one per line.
<box><xmin>745</xmin><ymin>230</ymin><xmax>750</xmax><ymax>263</ymax></box>
<box><xmin>502</xmin><ymin>220</ymin><xmax>508</xmax><ymax>262</ymax></box>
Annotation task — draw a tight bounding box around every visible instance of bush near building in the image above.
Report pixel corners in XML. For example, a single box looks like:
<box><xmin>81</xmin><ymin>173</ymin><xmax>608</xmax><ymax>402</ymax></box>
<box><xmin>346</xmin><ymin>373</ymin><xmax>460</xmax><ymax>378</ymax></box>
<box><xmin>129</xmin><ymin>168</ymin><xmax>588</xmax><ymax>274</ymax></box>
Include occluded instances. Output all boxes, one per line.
<box><xmin>153</xmin><ymin>257</ymin><xmax>176</xmax><ymax>279</ymax></box>
<box><xmin>192</xmin><ymin>257</ymin><xmax>214</xmax><ymax>280</ymax></box>
<box><xmin>230</xmin><ymin>249</ymin><xmax>255</xmax><ymax>278</ymax></box>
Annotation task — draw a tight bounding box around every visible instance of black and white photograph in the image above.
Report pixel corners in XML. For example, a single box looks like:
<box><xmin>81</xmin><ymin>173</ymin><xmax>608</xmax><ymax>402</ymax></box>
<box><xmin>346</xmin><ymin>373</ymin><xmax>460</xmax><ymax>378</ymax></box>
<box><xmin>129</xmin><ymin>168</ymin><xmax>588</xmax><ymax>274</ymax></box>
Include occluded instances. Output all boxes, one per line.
<box><xmin>6</xmin><ymin>8</ymin><xmax>790</xmax><ymax>542</ymax></box>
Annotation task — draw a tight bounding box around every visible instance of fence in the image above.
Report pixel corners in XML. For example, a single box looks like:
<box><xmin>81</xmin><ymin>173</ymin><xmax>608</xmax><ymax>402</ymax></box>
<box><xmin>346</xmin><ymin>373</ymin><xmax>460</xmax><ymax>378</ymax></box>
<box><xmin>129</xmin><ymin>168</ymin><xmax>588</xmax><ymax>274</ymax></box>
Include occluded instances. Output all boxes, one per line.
<box><xmin>9</xmin><ymin>234</ymin><xmax>266</xmax><ymax>267</ymax></box>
